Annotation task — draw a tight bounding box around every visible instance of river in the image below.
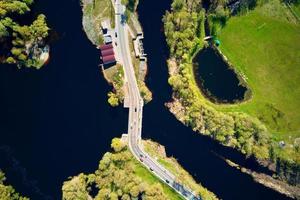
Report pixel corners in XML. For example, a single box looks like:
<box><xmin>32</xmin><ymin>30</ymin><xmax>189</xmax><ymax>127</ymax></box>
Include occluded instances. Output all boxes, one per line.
<box><xmin>0</xmin><ymin>0</ymin><xmax>291</xmax><ymax>199</ymax></box>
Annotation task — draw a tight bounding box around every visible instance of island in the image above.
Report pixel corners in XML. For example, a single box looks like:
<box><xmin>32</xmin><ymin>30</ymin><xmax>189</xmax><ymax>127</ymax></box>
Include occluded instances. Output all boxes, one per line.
<box><xmin>0</xmin><ymin>170</ymin><xmax>28</xmax><ymax>200</ymax></box>
<box><xmin>163</xmin><ymin>0</ymin><xmax>300</xmax><ymax>197</ymax></box>
<box><xmin>0</xmin><ymin>0</ymin><xmax>50</xmax><ymax>69</ymax></box>
<box><xmin>81</xmin><ymin>0</ymin><xmax>152</xmax><ymax>107</ymax></box>
<box><xmin>62</xmin><ymin>138</ymin><xmax>218</xmax><ymax>200</ymax></box>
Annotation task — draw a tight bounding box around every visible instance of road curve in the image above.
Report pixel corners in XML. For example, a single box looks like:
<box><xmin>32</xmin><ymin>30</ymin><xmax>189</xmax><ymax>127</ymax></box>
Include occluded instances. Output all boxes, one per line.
<box><xmin>114</xmin><ymin>1</ymin><xmax>201</xmax><ymax>199</ymax></box>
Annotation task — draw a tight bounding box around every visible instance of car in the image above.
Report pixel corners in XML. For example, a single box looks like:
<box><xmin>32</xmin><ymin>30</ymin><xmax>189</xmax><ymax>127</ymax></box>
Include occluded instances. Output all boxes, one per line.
<box><xmin>139</xmin><ymin>154</ymin><xmax>143</xmax><ymax>157</ymax></box>
<box><xmin>115</xmin><ymin>42</ymin><xmax>117</xmax><ymax>46</ymax></box>
<box><xmin>140</xmin><ymin>158</ymin><xmax>143</xmax><ymax>162</ymax></box>
<box><xmin>166</xmin><ymin>180</ymin><xmax>170</xmax><ymax>184</ymax></box>
<box><xmin>115</xmin><ymin>32</ymin><xmax>117</xmax><ymax>37</ymax></box>
<box><xmin>121</xmin><ymin>14</ymin><xmax>126</xmax><ymax>24</ymax></box>
<box><xmin>150</xmin><ymin>168</ymin><xmax>153</xmax><ymax>171</ymax></box>
<box><xmin>135</xmin><ymin>107</ymin><xmax>137</xmax><ymax>112</ymax></box>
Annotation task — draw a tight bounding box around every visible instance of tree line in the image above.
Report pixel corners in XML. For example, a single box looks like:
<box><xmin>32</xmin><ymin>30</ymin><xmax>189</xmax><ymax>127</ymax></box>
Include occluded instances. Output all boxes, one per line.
<box><xmin>63</xmin><ymin>138</ymin><xmax>173</xmax><ymax>200</ymax></box>
<box><xmin>163</xmin><ymin>0</ymin><xmax>300</xmax><ymax>185</ymax></box>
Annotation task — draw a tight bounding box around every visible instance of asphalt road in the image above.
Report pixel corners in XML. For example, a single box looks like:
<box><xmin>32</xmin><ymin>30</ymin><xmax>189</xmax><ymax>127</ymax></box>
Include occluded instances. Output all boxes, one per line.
<box><xmin>114</xmin><ymin>1</ymin><xmax>201</xmax><ymax>199</ymax></box>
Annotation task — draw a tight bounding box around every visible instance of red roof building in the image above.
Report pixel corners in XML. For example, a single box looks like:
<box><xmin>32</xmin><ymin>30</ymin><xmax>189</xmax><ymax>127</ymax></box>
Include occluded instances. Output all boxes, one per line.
<box><xmin>100</xmin><ymin>44</ymin><xmax>113</xmax><ymax>51</ymax></box>
<box><xmin>101</xmin><ymin>48</ymin><xmax>114</xmax><ymax>57</ymax></box>
<box><xmin>102</xmin><ymin>54</ymin><xmax>116</xmax><ymax>65</ymax></box>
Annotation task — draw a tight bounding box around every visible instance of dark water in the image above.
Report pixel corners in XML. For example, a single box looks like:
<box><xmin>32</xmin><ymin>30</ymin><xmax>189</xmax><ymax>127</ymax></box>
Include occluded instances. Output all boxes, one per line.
<box><xmin>0</xmin><ymin>0</ymin><xmax>127</xmax><ymax>199</ymax></box>
<box><xmin>194</xmin><ymin>47</ymin><xmax>248</xmax><ymax>103</ymax></box>
<box><xmin>0</xmin><ymin>0</ymin><xmax>291</xmax><ymax>200</ymax></box>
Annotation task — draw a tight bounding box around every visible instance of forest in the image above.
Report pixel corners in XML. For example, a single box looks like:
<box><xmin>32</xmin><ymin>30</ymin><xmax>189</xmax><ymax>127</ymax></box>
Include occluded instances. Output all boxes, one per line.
<box><xmin>62</xmin><ymin>138</ymin><xmax>218</xmax><ymax>200</ymax></box>
<box><xmin>0</xmin><ymin>0</ymin><xmax>49</xmax><ymax>68</ymax></box>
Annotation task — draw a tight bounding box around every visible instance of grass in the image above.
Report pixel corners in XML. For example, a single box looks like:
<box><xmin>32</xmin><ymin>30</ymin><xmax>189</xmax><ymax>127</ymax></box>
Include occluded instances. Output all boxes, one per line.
<box><xmin>134</xmin><ymin>163</ymin><xmax>184</xmax><ymax>200</ymax></box>
<box><xmin>82</xmin><ymin>0</ymin><xmax>115</xmax><ymax>45</ymax></box>
<box><xmin>103</xmin><ymin>64</ymin><xmax>120</xmax><ymax>83</ymax></box>
<box><xmin>215</xmin><ymin>0</ymin><xmax>300</xmax><ymax>143</ymax></box>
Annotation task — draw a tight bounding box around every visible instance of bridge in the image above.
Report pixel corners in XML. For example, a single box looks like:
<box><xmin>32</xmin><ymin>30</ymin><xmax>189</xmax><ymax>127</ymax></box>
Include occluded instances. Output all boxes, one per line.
<box><xmin>113</xmin><ymin>0</ymin><xmax>201</xmax><ymax>199</ymax></box>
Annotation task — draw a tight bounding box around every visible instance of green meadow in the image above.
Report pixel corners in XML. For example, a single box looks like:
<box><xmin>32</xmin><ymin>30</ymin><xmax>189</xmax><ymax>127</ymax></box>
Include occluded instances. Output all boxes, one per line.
<box><xmin>216</xmin><ymin>0</ymin><xmax>300</xmax><ymax>144</ymax></box>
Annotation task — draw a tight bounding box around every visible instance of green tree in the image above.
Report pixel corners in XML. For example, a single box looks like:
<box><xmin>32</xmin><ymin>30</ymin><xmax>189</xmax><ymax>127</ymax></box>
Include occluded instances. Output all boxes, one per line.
<box><xmin>108</xmin><ymin>92</ymin><xmax>119</xmax><ymax>107</ymax></box>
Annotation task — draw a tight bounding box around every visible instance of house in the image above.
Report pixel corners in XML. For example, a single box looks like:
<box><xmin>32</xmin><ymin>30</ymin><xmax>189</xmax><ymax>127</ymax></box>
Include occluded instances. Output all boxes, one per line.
<box><xmin>101</xmin><ymin>48</ymin><xmax>114</xmax><ymax>57</ymax></box>
<box><xmin>100</xmin><ymin>44</ymin><xmax>113</xmax><ymax>51</ymax></box>
<box><xmin>102</xmin><ymin>54</ymin><xmax>116</xmax><ymax>66</ymax></box>
<box><xmin>133</xmin><ymin>33</ymin><xmax>147</xmax><ymax>60</ymax></box>
<box><xmin>104</xmin><ymin>35</ymin><xmax>112</xmax><ymax>44</ymax></box>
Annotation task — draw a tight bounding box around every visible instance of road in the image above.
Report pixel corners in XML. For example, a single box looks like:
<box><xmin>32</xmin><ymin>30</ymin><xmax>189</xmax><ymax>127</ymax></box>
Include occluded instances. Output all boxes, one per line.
<box><xmin>114</xmin><ymin>1</ymin><xmax>201</xmax><ymax>199</ymax></box>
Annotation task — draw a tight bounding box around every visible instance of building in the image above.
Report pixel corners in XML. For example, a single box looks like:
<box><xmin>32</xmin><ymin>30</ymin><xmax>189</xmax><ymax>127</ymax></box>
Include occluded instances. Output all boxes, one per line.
<box><xmin>99</xmin><ymin>43</ymin><xmax>116</xmax><ymax>67</ymax></box>
<box><xmin>133</xmin><ymin>33</ymin><xmax>147</xmax><ymax>60</ymax></box>
<box><xmin>102</xmin><ymin>54</ymin><xmax>116</xmax><ymax>66</ymax></box>
<box><xmin>100</xmin><ymin>44</ymin><xmax>113</xmax><ymax>51</ymax></box>
<box><xmin>104</xmin><ymin>35</ymin><xmax>112</xmax><ymax>44</ymax></box>
<box><xmin>101</xmin><ymin>48</ymin><xmax>114</xmax><ymax>57</ymax></box>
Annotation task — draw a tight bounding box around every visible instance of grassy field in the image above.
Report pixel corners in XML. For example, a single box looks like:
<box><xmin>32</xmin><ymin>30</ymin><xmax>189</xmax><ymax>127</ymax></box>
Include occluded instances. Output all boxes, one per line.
<box><xmin>81</xmin><ymin>0</ymin><xmax>115</xmax><ymax>45</ymax></box>
<box><xmin>216</xmin><ymin>0</ymin><xmax>300</xmax><ymax>143</ymax></box>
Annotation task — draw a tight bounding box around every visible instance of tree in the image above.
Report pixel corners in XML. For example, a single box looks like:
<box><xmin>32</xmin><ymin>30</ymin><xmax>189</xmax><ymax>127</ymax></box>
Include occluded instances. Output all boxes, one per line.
<box><xmin>30</xmin><ymin>14</ymin><xmax>49</xmax><ymax>38</ymax></box>
<box><xmin>6</xmin><ymin>57</ymin><xmax>16</xmax><ymax>64</ymax></box>
<box><xmin>0</xmin><ymin>1</ymin><xmax>49</xmax><ymax>69</ymax></box>
<box><xmin>108</xmin><ymin>92</ymin><xmax>119</xmax><ymax>107</ymax></box>
<box><xmin>111</xmin><ymin>138</ymin><xmax>126</xmax><ymax>152</ymax></box>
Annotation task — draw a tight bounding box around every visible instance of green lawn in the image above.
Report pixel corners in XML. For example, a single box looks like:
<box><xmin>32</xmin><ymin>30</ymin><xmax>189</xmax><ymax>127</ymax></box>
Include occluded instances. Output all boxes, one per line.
<box><xmin>216</xmin><ymin>0</ymin><xmax>300</xmax><ymax>143</ymax></box>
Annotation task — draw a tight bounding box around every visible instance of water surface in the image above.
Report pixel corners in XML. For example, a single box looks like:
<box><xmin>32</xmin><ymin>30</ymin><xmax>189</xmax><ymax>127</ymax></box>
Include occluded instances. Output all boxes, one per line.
<box><xmin>0</xmin><ymin>0</ymin><xmax>291</xmax><ymax>199</ymax></box>
<box><xmin>193</xmin><ymin>47</ymin><xmax>248</xmax><ymax>103</ymax></box>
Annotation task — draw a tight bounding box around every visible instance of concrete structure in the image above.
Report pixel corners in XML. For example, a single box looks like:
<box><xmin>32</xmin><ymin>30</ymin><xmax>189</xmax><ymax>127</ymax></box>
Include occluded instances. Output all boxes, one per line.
<box><xmin>133</xmin><ymin>33</ymin><xmax>147</xmax><ymax>60</ymax></box>
<box><xmin>114</xmin><ymin>0</ymin><xmax>201</xmax><ymax>199</ymax></box>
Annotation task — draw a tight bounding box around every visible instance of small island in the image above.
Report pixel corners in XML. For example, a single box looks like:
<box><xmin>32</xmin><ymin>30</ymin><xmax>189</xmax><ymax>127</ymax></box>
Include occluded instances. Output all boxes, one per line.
<box><xmin>0</xmin><ymin>0</ymin><xmax>50</xmax><ymax>69</ymax></box>
<box><xmin>81</xmin><ymin>0</ymin><xmax>152</xmax><ymax>107</ymax></box>
<box><xmin>163</xmin><ymin>0</ymin><xmax>300</xmax><ymax>197</ymax></box>
<box><xmin>62</xmin><ymin>138</ymin><xmax>218</xmax><ymax>200</ymax></box>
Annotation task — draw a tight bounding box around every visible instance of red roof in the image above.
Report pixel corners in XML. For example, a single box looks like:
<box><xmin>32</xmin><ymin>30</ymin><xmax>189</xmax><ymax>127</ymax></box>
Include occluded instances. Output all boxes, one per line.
<box><xmin>100</xmin><ymin>44</ymin><xmax>113</xmax><ymax>51</ymax></box>
<box><xmin>102</xmin><ymin>54</ymin><xmax>116</xmax><ymax>64</ymax></box>
<box><xmin>101</xmin><ymin>48</ymin><xmax>114</xmax><ymax>57</ymax></box>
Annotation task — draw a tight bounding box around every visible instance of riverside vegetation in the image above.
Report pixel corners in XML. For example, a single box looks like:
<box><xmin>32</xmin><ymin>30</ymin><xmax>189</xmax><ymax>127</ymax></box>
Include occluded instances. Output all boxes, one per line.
<box><xmin>0</xmin><ymin>170</ymin><xmax>28</xmax><ymax>200</ymax></box>
<box><xmin>62</xmin><ymin>138</ymin><xmax>218</xmax><ymax>200</ymax></box>
<box><xmin>81</xmin><ymin>0</ymin><xmax>152</xmax><ymax>107</ymax></box>
<box><xmin>0</xmin><ymin>0</ymin><xmax>50</xmax><ymax>69</ymax></box>
<box><xmin>163</xmin><ymin>0</ymin><xmax>300</xmax><ymax>188</ymax></box>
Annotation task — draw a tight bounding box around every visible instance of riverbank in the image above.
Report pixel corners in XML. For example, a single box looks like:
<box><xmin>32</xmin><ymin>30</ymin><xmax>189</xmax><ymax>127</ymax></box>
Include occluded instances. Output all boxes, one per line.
<box><xmin>0</xmin><ymin>170</ymin><xmax>29</xmax><ymax>200</ymax></box>
<box><xmin>62</xmin><ymin>138</ymin><xmax>218</xmax><ymax>200</ymax></box>
<box><xmin>80</xmin><ymin>0</ymin><xmax>152</xmax><ymax>106</ymax></box>
<box><xmin>219</xmin><ymin>156</ymin><xmax>300</xmax><ymax>199</ymax></box>
<box><xmin>163</xmin><ymin>0</ymin><xmax>300</xmax><ymax>190</ymax></box>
